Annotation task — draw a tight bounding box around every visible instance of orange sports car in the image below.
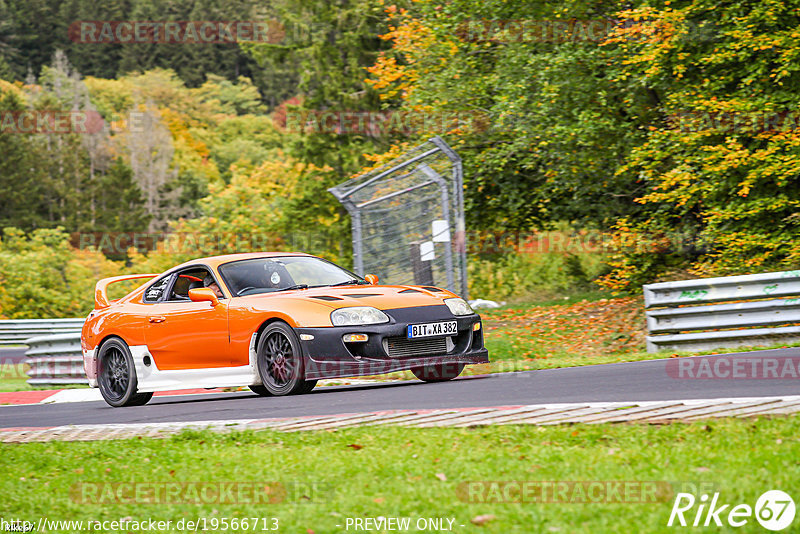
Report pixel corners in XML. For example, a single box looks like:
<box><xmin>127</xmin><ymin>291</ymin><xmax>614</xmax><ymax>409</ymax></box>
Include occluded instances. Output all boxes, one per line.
<box><xmin>81</xmin><ymin>252</ymin><xmax>488</xmax><ymax>407</ymax></box>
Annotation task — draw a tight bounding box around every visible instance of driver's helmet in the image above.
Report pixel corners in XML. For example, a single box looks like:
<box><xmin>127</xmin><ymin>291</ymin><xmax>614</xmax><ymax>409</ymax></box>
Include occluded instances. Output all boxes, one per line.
<box><xmin>262</xmin><ymin>260</ymin><xmax>292</xmax><ymax>288</ymax></box>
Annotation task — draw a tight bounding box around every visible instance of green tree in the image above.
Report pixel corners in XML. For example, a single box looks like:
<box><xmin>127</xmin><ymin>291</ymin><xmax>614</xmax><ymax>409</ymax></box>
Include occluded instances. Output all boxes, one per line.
<box><xmin>58</xmin><ymin>0</ymin><xmax>133</xmax><ymax>79</ymax></box>
<box><xmin>242</xmin><ymin>0</ymin><xmax>400</xmax><ymax>269</ymax></box>
<box><xmin>0</xmin><ymin>53</ymin><xmax>150</xmax><ymax>243</ymax></box>
<box><xmin>0</xmin><ymin>227</ymin><xmax>120</xmax><ymax>319</ymax></box>
<box><xmin>117</xmin><ymin>0</ymin><xmax>262</xmax><ymax>89</ymax></box>
<box><xmin>3</xmin><ymin>0</ymin><xmax>66</xmax><ymax>80</ymax></box>
<box><xmin>364</xmin><ymin>0</ymin><xmax>653</xmax><ymax>233</ymax></box>
<box><xmin>597</xmin><ymin>0</ymin><xmax>800</xmax><ymax>289</ymax></box>
<box><xmin>0</xmin><ymin>88</ymin><xmax>50</xmax><ymax>230</ymax></box>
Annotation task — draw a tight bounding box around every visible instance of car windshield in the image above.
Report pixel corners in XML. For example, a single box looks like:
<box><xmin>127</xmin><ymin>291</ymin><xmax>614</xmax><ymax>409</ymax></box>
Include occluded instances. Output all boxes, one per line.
<box><xmin>219</xmin><ymin>256</ymin><xmax>365</xmax><ymax>296</ymax></box>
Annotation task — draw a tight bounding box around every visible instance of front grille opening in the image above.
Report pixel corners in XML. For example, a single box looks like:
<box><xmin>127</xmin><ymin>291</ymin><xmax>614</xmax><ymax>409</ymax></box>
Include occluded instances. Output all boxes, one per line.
<box><xmin>384</xmin><ymin>336</ymin><xmax>453</xmax><ymax>358</ymax></box>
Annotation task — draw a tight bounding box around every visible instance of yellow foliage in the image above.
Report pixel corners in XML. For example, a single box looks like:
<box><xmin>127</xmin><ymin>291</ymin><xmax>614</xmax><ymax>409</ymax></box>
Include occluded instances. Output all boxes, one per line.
<box><xmin>354</xmin><ymin>143</ymin><xmax>414</xmax><ymax>178</ymax></box>
<box><xmin>0</xmin><ymin>79</ymin><xmax>26</xmax><ymax>102</ymax></box>
<box><xmin>365</xmin><ymin>9</ymin><xmax>439</xmax><ymax>101</ymax></box>
<box><xmin>0</xmin><ymin>283</ymin><xmax>7</xmax><ymax>320</ymax></box>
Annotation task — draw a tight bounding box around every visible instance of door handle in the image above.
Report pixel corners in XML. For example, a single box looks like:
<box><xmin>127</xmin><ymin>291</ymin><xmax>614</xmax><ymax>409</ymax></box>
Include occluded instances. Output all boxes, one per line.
<box><xmin>149</xmin><ymin>316</ymin><xmax>166</xmax><ymax>324</ymax></box>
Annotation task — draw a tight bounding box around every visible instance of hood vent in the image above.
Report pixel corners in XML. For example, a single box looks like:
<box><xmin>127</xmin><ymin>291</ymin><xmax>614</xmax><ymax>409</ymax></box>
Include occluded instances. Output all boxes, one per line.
<box><xmin>346</xmin><ymin>293</ymin><xmax>381</xmax><ymax>298</ymax></box>
<box><xmin>399</xmin><ymin>289</ymin><xmax>422</xmax><ymax>294</ymax></box>
<box><xmin>312</xmin><ymin>295</ymin><xmax>343</xmax><ymax>301</ymax></box>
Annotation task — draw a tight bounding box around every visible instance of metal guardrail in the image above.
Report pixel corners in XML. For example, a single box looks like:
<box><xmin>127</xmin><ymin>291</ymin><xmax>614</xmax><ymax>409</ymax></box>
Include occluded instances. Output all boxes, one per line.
<box><xmin>24</xmin><ymin>332</ymin><xmax>88</xmax><ymax>385</ymax></box>
<box><xmin>645</xmin><ymin>270</ymin><xmax>800</xmax><ymax>352</ymax></box>
<box><xmin>0</xmin><ymin>318</ymin><xmax>85</xmax><ymax>346</ymax></box>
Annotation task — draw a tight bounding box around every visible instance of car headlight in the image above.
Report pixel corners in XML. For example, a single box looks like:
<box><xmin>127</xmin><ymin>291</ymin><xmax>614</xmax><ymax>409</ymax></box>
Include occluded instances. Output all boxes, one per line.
<box><xmin>331</xmin><ymin>306</ymin><xmax>390</xmax><ymax>326</ymax></box>
<box><xmin>444</xmin><ymin>298</ymin><xmax>474</xmax><ymax>316</ymax></box>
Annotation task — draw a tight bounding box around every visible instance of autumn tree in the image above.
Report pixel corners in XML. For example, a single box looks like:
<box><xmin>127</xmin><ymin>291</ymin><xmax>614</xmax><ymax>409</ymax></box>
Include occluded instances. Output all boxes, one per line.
<box><xmin>0</xmin><ymin>52</ymin><xmax>149</xmax><ymax>239</ymax></box>
<box><xmin>364</xmin><ymin>0</ymin><xmax>651</xmax><ymax>233</ymax></box>
<box><xmin>598</xmin><ymin>0</ymin><xmax>800</xmax><ymax>289</ymax></box>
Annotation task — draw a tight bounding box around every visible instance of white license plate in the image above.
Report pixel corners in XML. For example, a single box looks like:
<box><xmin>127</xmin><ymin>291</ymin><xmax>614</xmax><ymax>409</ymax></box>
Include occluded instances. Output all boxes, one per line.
<box><xmin>407</xmin><ymin>321</ymin><xmax>457</xmax><ymax>339</ymax></box>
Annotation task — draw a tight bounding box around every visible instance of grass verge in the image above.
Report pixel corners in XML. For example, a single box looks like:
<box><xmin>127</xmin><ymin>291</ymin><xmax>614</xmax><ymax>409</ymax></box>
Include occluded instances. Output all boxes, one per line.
<box><xmin>1</xmin><ymin>418</ymin><xmax>797</xmax><ymax>532</ymax></box>
<box><xmin>0</xmin><ymin>363</ymin><xmax>31</xmax><ymax>392</ymax></box>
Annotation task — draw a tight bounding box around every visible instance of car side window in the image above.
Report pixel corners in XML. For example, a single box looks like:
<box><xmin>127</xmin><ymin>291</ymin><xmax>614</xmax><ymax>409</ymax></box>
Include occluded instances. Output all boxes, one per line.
<box><xmin>167</xmin><ymin>268</ymin><xmax>216</xmax><ymax>301</ymax></box>
<box><xmin>144</xmin><ymin>276</ymin><xmax>171</xmax><ymax>303</ymax></box>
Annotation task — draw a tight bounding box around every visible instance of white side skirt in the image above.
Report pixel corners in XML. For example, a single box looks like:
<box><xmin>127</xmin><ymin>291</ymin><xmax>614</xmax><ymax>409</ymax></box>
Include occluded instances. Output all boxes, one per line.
<box><xmin>129</xmin><ymin>339</ymin><xmax>260</xmax><ymax>393</ymax></box>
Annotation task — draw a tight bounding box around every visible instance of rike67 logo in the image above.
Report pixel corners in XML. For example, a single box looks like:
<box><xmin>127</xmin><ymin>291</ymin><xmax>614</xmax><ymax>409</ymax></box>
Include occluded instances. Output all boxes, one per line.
<box><xmin>669</xmin><ymin>490</ymin><xmax>795</xmax><ymax>531</ymax></box>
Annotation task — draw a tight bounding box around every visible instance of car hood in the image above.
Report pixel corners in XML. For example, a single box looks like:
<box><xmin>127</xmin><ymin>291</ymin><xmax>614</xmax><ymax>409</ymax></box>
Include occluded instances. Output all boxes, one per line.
<box><xmin>238</xmin><ymin>284</ymin><xmax>458</xmax><ymax>310</ymax></box>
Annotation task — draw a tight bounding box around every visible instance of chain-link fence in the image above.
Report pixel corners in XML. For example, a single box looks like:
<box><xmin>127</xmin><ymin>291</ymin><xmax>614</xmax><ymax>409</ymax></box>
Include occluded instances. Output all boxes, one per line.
<box><xmin>329</xmin><ymin>136</ymin><xmax>468</xmax><ymax>298</ymax></box>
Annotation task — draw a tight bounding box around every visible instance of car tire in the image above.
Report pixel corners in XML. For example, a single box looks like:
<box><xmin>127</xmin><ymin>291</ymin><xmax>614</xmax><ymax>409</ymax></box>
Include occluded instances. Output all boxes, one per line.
<box><xmin>255</xmin><ymin>322</ymin><xmax>306</xmax><ymax>396</ymax></box>
<box><xmin>97</xmin><ymin>338</ymin><xmax>151</xmax><ymax>407</ymax></box>
<box><xmin>249</xmin><ymin>381</ymin><xmax>316</xmax><ymax>396</ymax></box>
<box><xmin>127</xmin><ymin>392</ymin><xmax>154</xmax><ymax>406</ymax></box>
<box><xmin>294</xmin><ymin>380</ymin><xmax>318</xmax><ymax>395</ymax></box>
<box><xmin>411</xmin><ymin>362</ymin><xmax>465</xmax><ymax>382</ymax></box>
<box><xmin>248</xmin><ymin>384</ymin><xmax>271</xmax><ymax>396</ymax></box>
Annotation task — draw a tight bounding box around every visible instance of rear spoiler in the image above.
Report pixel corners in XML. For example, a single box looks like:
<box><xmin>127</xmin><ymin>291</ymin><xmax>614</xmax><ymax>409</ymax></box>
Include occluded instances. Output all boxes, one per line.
<box><xmin>95</xmin><ymin>274</ymin><xmax>159</xmax><ymax>309</ymax></box>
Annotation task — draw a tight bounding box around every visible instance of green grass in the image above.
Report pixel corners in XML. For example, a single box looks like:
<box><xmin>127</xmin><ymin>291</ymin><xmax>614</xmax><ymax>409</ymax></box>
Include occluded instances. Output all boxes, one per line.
<box><xmin>1</xmin><ymin>418</ymin><xmax>797</xmax><ymax>532</ymax></box>
<box><xmin>0</xmin><ymin>363</ymin><xmax>30</xmax><ymax>392</ymax></box>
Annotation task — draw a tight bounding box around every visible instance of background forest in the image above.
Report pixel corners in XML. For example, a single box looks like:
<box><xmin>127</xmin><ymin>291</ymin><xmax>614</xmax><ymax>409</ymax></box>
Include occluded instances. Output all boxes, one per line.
<box><xmin>1</xmin><ymin>0</ymin><xmax>798</xmax><ymax>318</ymax></box>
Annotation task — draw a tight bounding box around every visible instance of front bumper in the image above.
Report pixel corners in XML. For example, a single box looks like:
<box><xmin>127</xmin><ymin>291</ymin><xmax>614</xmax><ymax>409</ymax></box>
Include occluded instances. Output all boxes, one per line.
<box><xmin>296</xmin><ymin>305</ymin><xmax>489</xmax><ymax>380</ymax></box>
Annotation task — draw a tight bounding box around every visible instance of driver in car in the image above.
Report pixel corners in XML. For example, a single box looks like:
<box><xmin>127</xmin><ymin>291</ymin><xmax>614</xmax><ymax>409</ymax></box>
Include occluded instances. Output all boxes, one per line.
<box><xmin>203</xmin><ymin>275</ymin><xmax>224</xmax><ymax>298</ymax></box>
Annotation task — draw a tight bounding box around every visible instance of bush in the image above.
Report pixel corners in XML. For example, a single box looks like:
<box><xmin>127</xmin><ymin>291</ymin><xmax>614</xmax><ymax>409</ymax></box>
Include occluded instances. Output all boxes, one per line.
<box><xmin>468</xmin><ymin>245</ymin><xmax>608</xmax><ymax>302</ymax></box>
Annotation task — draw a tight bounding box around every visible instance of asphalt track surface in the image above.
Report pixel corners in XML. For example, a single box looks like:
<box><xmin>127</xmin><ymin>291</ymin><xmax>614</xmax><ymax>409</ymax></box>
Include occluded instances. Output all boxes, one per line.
<box><xmin>2</xmin><ymin>349</ymin><xmax>800</xmax><ymax>429</ymax></box>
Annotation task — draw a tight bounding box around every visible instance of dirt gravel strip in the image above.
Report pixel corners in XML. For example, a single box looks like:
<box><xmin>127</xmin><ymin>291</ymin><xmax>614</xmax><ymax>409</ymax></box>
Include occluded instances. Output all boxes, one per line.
<box><xmin>2</xmin><ymin>395</ymin><xmax>799</xmax><ymax>442</ymax></box>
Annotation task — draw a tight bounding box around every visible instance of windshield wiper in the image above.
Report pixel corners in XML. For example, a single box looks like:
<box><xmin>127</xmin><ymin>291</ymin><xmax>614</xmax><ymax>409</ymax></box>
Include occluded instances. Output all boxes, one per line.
<box><xmin>326</xmin><ymin>280</ymin><xmax>367</xmax><ymax>287</ymax></box>
<box><xmin>274</xmin><ymin>284</ymin><xmax>309</xmax><ymax>292</ymax></box>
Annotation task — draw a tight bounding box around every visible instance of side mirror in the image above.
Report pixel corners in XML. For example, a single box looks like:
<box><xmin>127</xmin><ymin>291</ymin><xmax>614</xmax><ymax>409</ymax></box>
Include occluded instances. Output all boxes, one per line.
<box><xmin>364</xmin><ymin>274</ymin><xmax>379</xmax><ymax>285</ymax></box>
<box><xmin>189</xmin><ymin>288</ymin><xmax>219</xmax><ymax>307</ymax></box>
